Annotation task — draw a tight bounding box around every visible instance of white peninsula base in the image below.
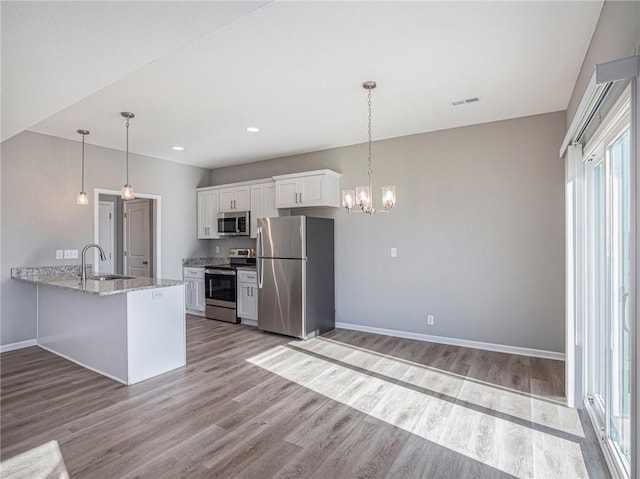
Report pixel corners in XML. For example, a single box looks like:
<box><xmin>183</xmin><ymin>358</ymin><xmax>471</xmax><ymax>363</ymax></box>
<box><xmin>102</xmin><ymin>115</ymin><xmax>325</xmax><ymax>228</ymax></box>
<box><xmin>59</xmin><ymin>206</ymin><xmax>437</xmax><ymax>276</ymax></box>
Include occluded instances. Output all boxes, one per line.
<box><xmin>37</xmin><ymin>284</ymin><xmax>185</xmax><ymax>385</ymax></box>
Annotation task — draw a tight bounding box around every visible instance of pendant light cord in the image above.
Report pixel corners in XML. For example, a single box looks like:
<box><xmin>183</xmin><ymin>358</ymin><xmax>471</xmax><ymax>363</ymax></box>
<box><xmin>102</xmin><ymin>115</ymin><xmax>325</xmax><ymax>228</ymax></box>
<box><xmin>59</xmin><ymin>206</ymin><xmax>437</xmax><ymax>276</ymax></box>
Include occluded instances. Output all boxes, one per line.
<box><xmin>367</xmin><ymin>88</ymin><xmax>373</xmax><ymax>178</ymax></box>
<box><xmin>125</xmin><ymin>117</ymin><xmax>130</xmax><ymax>184</ymax></box>
<box><xmin>81</xmin><ymin>133</ymin><xmax>85</xmax><ymax>192</ymax></box>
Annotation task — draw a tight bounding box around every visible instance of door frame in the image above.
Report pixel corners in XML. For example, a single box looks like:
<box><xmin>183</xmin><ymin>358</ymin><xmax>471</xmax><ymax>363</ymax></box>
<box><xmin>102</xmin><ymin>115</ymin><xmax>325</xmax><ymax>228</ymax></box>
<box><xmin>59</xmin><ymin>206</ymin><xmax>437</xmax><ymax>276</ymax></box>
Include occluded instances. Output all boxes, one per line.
<box><xmin>581</xmin><ymin>87</ymin><xmax>633</xmax><ymax>479</ymax></box>
<box><xmin>98</xmin><ymin>201</ymin><xmax>116</xmax><ymax>274</ymax></box>
<box><xmin>93</xmin><ymin>188</ymin><xmax>161</xmax><ymax>279</ymax></box>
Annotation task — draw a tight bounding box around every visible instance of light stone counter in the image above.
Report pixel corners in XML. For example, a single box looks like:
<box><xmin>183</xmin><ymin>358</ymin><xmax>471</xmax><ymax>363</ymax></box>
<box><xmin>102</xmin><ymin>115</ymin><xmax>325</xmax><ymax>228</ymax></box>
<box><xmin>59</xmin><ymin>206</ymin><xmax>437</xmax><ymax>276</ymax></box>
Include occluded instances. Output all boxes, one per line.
<box><xmin>11</xmin><ymin>266</ymin><xmax>182</xmax><ymax>296</ymax></box>
<box><xmin>181</xmin><ymin>257</ymin><xmax>227</xmax><ymax>267</ymax></box>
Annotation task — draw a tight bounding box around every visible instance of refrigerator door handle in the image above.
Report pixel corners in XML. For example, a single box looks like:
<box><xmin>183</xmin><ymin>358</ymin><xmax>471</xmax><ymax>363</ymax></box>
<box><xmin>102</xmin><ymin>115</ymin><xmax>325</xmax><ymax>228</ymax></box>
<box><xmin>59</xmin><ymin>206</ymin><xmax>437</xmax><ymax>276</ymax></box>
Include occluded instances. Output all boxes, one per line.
<box><xmin>256</xmin><ymin>225</ymin><xmax>264</xmax><ymax>289</ymax></box>
<box><xmin>256</xmin><ymin>226</ymin><xmax>263</xmax><ymax>257</ymax></box>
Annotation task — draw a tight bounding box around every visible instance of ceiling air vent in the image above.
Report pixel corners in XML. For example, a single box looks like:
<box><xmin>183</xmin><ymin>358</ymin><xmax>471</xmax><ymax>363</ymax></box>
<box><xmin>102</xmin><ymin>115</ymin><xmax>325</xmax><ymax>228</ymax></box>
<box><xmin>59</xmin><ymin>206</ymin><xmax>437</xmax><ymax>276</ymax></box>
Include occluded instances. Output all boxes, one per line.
<box><xmin>451</xmin><ymin>97</ymin><xmax>480</xmax><ymax>106</ymax></box>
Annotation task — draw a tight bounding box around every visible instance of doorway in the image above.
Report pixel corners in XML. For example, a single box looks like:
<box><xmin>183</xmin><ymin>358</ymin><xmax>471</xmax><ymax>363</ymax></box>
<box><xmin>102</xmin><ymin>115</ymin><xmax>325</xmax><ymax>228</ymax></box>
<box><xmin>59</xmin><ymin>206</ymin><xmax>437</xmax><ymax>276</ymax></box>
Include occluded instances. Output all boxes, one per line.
<box><xmin>93</xmin><ymin>189</ymin><xmax>161</xmax><ymax>278</ymax></box>
<box><xmin>123</xmin><ymin>199</ymin><xmax>153</xmax><ymax>277</ymax></box>
<box><xmin>98</xmin><ymin>201</ymin><xmax>115</xmax><ymax>274</ymax></box>
<box><xmin>583</xmin><ymin>88</ymin><xmax>632</xmax><ymax>477</ymax></box>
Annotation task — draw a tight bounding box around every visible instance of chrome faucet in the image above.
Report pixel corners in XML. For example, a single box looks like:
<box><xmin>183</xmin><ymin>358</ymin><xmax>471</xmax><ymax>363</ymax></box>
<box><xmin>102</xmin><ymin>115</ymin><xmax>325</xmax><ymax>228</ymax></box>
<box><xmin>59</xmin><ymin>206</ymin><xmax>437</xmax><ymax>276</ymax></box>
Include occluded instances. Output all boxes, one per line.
<box><xmin>81</xmin><ymin>243</ymin><xmax>107</xmax><ymax>282</ymax></box>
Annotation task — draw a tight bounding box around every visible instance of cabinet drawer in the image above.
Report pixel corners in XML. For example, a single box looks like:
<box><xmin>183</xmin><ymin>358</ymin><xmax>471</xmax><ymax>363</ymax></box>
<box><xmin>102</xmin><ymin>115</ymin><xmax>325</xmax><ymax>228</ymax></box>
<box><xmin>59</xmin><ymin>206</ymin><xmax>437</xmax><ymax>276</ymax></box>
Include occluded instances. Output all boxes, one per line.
<box><xmin>183</xmin><ymin>267</ymin><xmax>204</xmax><ymax>279</ymax></box>
<box><xmin>237</xmin><ymin>269</ymin><xmax>257</xmax><ymax>283</ymax></box>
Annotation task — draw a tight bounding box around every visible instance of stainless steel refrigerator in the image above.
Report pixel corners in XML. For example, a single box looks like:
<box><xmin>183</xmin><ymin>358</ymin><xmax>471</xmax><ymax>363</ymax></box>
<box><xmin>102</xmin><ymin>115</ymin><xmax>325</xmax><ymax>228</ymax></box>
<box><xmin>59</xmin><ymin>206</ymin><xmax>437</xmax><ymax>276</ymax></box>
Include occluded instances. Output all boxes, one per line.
<box><xmin>256</xmin><ymin>216</ymin><xmax>335</xmax><ymax>339</ymax></box>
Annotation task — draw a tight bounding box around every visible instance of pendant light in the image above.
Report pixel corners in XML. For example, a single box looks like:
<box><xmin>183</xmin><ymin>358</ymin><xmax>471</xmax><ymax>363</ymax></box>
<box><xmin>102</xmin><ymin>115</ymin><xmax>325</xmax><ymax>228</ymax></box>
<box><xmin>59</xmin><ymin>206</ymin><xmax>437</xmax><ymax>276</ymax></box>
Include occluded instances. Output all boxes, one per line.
<box><xmin>76</xmin><ymin>129</ymin><xmax>90</xmax><ymax>205</ymax></box>
<box><xmin>342</xmin><ymin>81</ymin><xmax>396</xmax><ymax>214</ymax></box>
<box><xmin>121</xmin><ymin>112</ymin><xmax>135</xmax><ymax>200</ymax></box>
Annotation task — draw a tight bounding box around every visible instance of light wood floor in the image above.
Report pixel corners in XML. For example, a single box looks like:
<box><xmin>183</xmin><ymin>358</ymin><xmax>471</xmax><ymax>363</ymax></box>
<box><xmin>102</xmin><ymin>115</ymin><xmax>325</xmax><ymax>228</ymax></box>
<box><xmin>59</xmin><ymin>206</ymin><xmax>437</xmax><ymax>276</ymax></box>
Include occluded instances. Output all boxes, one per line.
<box><xmin>1</xmin><ymin>315</ymin><xmax>609</xmax><ymax>478</ymax></box>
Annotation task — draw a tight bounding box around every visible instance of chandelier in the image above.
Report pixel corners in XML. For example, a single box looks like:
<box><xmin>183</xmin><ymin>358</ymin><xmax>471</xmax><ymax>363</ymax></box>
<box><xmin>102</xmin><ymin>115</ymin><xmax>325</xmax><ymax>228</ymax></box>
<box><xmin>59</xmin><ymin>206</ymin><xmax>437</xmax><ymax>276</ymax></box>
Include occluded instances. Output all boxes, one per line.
<box><xmin>342</xmin><ymin>81</ymin><xmax>396</xmax><ymax>214</ymax></box>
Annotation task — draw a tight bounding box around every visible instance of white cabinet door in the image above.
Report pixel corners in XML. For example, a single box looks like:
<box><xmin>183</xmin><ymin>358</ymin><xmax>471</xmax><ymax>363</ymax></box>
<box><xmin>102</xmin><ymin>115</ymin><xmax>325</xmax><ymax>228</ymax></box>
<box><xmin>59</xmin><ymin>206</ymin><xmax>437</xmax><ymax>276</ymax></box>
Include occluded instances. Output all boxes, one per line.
<box><xmin>264</xmin><ymin>183</ymin><xmax>278</xmax><ymax>218</ymax></box>
<box><xmin>219</xmin><ymin>188</ymin><xmax>235</xmax><ymax>212</ymax></box>
<box><xmin>237</xmin><ymin>283</ymin><xmax>257</xmax><ymax>320</ymax></box>
<box><xmin>234</xmin><ymin>186</ymin><xmax>250</xmax><ymax>210</ymax></box>
<box><xmin>197</xmin><ymin>190</ymin><xmax>219</xmax><ymax>239</ymax></box>
<box><xmin>275</xmin><ymin>179</ymin><xmax>299</xmax><ymax>208</ymax></box>
<box><xmin>184</xmin><ymin>279</ymin><xmax>196</xmax><ymax>310</ymax></box>
<box><xmin>299</xmin><ymin>175</ymin><xmax>324</xmax><ymax>206</ymax></box>
<box><xmin>219</xmin><ymin>186</ymin><xmax>251</xmax><ymax>212</ymax></box>
<box><xmin>274</xmin><ymin>170</ymin><xmax>341</xmax><ymax>209</ymax></box>
<box><xmin>194</xmin><ymin>279</ymin><xmax>205</xmax><ymax>312</ymax></box>
<box><xmin>183</xmin><ymin>267</ymin><xmax>205</xmax><ymax>314</ymax></box>
<box><xmin>250</xmin><ymin>181</ymin><xmax>277</xmax><ymax>238</ymax></box>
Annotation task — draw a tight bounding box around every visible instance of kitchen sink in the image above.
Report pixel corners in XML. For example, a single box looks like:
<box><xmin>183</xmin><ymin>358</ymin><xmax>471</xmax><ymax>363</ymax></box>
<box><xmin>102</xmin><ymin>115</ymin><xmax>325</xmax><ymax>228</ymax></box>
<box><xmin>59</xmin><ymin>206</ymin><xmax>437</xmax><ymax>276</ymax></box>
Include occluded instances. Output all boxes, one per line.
<box><xmin>87</xmin><ymin>274</ymin><xmax>136</xmax><ymax>281</ymax></box>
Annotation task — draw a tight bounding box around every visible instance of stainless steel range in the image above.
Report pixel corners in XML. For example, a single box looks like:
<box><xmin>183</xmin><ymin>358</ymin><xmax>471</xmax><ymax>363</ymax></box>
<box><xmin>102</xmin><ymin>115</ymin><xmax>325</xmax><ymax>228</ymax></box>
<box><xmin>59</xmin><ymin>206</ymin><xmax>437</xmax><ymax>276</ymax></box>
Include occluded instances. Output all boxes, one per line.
<box><xmin>204</xmin><ymin>248</ymin><xmax>256</xmax><ymax>323</ymax></box>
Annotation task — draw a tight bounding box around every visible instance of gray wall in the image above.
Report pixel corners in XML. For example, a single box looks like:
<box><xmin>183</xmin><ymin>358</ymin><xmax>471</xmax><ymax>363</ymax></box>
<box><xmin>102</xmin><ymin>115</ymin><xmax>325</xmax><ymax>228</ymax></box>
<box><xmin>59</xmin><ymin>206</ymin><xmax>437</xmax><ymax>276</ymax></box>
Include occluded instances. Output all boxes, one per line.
<box><xmin>1</xmin><ymin>131</ymin><xmax>211</xmax><ymax>346</ymax></box>
<box><xmin>210</xmin><ymin>111</ymin><xmax>567</xmax><ymax>353</ymax></box>
<box><xmin>566</xmin><ymin>0</ymin><xmax>640</xmax><ymax>127</ymax></box>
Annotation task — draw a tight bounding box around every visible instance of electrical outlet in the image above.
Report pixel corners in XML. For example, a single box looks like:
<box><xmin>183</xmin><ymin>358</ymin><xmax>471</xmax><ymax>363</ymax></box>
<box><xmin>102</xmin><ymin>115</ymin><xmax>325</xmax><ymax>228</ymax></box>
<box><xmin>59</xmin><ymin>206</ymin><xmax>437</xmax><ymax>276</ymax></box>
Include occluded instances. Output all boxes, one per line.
<box><xmin>427</xmin><ymin>315</ymin><xmax>435</xmax><ymax>326</ymax></box>
<box><xmin>391</xmin><ymin>247</ymin><xmax>397</xmax><ymax>258</ymax></box>
<box><xmin>215</xmin><ymin>246</ymin><xmax>221</xmax><ymax>254</ymax></box>
<box><xmin>56</xmin><ymin>250</ymin><xmax>63</xmax><ymax>259</ymax></box>
<box><xmin>64</xmin><ymin>249</ymin><xmax>78</xmax><ymax>259</ymax></box>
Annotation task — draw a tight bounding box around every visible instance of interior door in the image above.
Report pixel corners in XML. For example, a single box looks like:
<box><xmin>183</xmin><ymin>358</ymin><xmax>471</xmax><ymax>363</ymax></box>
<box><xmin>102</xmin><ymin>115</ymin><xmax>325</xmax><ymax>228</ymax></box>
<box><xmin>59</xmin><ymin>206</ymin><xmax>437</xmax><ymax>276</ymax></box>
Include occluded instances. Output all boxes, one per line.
<box><xmin>98</xmin><ymin>201</ymin><xmax>115</xmax><ymax>274</ymax></box>
<box><xmin>124</xmin><ymin>199</ymin><xmax>151</xmax><ymax>277</ymax></box>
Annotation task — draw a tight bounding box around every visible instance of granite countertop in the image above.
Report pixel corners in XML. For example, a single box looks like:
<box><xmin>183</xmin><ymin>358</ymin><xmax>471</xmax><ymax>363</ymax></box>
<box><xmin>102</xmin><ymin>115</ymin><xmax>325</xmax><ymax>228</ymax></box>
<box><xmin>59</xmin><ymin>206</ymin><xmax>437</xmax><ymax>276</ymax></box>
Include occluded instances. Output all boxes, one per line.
<box><xmin>11</xmin><ymin>266</ymin><xmax>183</xmax><ymax>296</ymax></box>
<box><xmin>182</xmin><ymin>257</ymin><xmax>227</xmax><ymax>267</ymax></box>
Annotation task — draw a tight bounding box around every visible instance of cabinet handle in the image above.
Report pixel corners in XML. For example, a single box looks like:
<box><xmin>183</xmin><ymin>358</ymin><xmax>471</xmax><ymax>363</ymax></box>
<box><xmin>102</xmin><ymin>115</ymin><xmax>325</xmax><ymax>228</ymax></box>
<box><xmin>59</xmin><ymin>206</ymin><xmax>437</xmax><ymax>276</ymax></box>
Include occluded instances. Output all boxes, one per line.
<box><xmin>299</xmin><ymin>192</ymin><xmax>302</xmax><ymax>203</ymax></box>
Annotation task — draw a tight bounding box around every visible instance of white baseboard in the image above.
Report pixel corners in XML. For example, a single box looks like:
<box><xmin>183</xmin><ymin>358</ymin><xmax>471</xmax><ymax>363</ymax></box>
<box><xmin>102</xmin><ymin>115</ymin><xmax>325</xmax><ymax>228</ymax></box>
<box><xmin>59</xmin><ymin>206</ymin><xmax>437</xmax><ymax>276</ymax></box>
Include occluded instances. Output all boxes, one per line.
<box><xmin>1</xmin><ymin>339</ymin><xmax>37</xmax><ymax>353</ymax></box>
<box><xmin>240</xmin><ymin>318</ymin><xmax>258</xmax><ymax>327</ymax></box>
<box><xmin>185</xmin><ymin>309</ymin><xmax>205</xmax><ymax>317</ymax></box>
<box><xmin>334</xmin><ymin>322</ymin><xmax>565</xmax><ymax>361</ymax></box>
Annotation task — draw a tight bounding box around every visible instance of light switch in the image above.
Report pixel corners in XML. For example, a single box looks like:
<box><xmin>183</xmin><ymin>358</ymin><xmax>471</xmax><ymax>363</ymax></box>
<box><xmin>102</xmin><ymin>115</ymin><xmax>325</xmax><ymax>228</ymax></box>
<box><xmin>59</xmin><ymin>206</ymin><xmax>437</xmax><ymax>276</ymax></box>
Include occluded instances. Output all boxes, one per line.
<box><xmin>391</xmin><ymin>248</ymin><xmax>397</xmax><ymax>258</ymax></box>
<box><xmin>56</xmin><ymin>250</ymin><xmax>63</xmax><ymax>259</ymax></box>
<box><xmin>215</xmin><ymin>246</ymin><xmax>221</xmax><ymax>254</ymax></box>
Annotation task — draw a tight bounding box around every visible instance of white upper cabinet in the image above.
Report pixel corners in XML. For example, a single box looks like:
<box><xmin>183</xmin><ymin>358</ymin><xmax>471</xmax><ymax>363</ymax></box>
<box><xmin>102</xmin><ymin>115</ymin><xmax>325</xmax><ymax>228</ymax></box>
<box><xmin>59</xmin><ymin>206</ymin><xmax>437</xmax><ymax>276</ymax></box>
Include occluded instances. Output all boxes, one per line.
<box><xmin>197</xmin><ymin>189</ymin><xmax>219</xmax><ymax>239</ymax></box>
<box><xmin>250</xmin><ymin>181</ymin><xmax>278</xmax><ymax>238</ymax></box>
<box><xmin>219</xmin><ymin>185</ymin><xmax>250</xmax><ymax>212</ymax></box>
<box><xmin>273</xmin><ymin>170</ymin><xmax>341</xmax><ymax>208</ymax></box>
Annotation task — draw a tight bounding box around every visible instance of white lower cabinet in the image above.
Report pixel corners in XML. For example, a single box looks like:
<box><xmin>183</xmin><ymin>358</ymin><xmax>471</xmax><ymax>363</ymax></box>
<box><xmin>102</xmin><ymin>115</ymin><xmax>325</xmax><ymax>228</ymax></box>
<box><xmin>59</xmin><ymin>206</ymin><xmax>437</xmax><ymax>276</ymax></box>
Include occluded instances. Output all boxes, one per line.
<box><xmin>237</xmin><ymin>269</ymin><xmax>258</xmax><ymax>322</ymax></box>
<box><xmin>183</xmin><ymin>267</ymin><xmax>205</xmax><ymax>316</ymax></box>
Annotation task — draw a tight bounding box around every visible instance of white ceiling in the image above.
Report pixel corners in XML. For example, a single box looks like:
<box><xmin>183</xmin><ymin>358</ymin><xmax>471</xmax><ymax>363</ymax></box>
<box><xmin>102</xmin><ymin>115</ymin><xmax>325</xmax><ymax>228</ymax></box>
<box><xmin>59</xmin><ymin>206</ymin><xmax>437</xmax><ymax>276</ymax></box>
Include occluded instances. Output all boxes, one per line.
<box><xmin>4</xmin><ymin>1</ymin><xmax>603</xmax><ymax>170</ymax></box>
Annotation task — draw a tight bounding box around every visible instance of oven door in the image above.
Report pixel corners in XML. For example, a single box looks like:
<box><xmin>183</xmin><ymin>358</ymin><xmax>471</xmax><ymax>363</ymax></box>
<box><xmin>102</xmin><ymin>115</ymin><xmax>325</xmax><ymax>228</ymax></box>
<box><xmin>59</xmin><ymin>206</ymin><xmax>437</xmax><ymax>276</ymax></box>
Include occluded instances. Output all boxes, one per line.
<box><xmin>204</xmin><ymin>269</ymin><xmax>236</xmax><ymax>308</ymax></box>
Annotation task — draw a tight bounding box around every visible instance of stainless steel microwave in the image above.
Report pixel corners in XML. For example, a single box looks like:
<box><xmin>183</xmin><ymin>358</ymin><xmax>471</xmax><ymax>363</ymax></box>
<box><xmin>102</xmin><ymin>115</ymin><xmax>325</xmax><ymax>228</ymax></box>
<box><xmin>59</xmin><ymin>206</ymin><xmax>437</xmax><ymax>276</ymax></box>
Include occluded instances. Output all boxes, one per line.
<box><xmin>217</xmin><ymin>211</ymin><xmax>250</xmax><ymax>237</ymax></box>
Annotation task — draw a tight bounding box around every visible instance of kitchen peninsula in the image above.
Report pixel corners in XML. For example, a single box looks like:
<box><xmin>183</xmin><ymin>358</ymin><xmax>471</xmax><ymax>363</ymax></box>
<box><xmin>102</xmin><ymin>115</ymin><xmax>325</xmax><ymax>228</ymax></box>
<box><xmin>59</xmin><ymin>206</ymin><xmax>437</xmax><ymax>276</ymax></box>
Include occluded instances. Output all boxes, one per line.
<box><xmin>12</xmin><ymin>266</ymin><xmax>185</xmax><ymax>385</ymax></box>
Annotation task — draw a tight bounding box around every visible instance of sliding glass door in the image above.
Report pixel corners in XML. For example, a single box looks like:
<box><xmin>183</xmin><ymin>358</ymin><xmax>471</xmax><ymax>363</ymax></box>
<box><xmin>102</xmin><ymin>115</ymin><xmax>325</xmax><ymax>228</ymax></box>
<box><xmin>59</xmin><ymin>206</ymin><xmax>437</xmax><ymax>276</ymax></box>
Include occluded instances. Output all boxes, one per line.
<box><xmin>584</xmin><ymin>91</ymin><xmax>631</xmax><ymax>478</ymax></box>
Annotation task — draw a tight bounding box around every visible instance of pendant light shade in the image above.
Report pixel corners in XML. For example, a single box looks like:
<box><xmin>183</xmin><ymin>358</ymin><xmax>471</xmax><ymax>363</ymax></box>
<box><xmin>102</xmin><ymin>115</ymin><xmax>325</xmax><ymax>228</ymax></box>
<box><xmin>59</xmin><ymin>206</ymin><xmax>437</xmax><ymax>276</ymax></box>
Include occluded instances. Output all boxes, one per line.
<box><xmin>342</xmin><ymin>81</ymin><xmax>396</xmax><ymax>215</ymax></box>
<box><xmin>121</xmin><ymin>112</ymin><xmax>135</xmax><ymax>200</ymax></box>
<box><xmin>76</xmin><ymin>129</ymin><xmax>90</xmax><ymax>205</ymax></box>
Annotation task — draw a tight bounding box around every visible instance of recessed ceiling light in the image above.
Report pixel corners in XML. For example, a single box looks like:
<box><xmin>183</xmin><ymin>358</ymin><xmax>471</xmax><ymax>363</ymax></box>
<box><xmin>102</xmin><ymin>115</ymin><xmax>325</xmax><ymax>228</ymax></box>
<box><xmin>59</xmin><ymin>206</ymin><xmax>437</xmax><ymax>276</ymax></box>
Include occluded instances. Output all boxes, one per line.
<box><xmin>246</xmin><ymin>127</ymin><xmax>260</xmax><ymax>133</ymax></box>
<box><xmin>172</xmin><ymin>146</ymin><xmax>185</xmax><ymax>151</ymax></box>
